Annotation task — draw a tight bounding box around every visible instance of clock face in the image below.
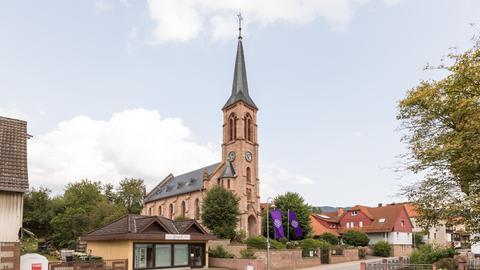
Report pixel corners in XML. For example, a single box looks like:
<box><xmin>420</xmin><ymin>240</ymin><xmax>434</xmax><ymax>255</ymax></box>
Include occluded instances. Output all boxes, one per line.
<box><xmin>228</xmin><ymin>151</ymin><xmax>236</xmax><ymax>162</ymax></box>
<box><xmin>245</xmin><ymin>151</ymin><xmax>253</xmax><ymax>162</ymax></box>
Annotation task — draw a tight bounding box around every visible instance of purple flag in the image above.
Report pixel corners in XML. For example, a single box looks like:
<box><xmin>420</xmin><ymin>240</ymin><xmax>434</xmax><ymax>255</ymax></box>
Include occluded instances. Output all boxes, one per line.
<box><xmin>270</xmin><ymin>209</ymin><xmax>285</xmax><ymax>239</ymax></box>
<box><xmin>288</xmin><ymin>210</ymin><xmax>303</xmax><ymax>239</ymax></box>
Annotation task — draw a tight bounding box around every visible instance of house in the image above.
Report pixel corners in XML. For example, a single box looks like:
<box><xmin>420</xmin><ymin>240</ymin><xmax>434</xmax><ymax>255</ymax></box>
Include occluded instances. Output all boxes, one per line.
<box><xmin>311</xmin><ymin>204</ymin><xmax>413</xmax><ymax>256</ymax></box>
<box><xmin>81</xmin><ymin>214</ymin><xmax>215</xmax><ymax>270</ymax></box>
<box><xmin>142</xmin><ymin>28</ymin><xmax>262</xmax><ymax>236</ymax></box>
<box><xmin>0</xmin><ymin>116</ymin><xmax>29</xmax><ymax>270</ymax></box>
<box><xmin>403</xmin><ymin>203</ymin><xmax>469</xmax><ymax>248</ymax></box>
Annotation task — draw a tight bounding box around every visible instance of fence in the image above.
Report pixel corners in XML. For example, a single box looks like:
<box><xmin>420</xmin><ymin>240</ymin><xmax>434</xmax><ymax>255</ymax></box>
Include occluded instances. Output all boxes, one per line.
<box><xmin>468</xmin><ymin>258</ymin><xmax>480</xmax><ymax>270</ymax></box>
<box><xmin>363</xmin><ymin>257</ymin><xmax>432</xmax><ymax>270</ymax></box>
<box><xmin>48</xmin><ymin>259</ymin><xmax>128</xmax><ymax>270</ymax></box>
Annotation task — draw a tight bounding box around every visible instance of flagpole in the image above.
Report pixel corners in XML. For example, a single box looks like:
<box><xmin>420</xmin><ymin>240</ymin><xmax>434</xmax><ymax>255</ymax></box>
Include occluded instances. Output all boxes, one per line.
<box><xmin>287</xmin><ymin>209</ymin><xmax>290</xmax><ymax>241</ymax></box>
<box><xmin>266</xmin><ymin>197</ymin><xmax>275</xmax><ymax>270</ymax></box>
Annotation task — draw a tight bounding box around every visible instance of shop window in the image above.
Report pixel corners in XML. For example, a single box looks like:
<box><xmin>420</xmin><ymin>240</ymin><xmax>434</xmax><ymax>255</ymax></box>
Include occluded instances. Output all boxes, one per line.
<box><xmin>174</xmin><ymin>244</ymin><xmax>189</xmax><ymax>266</ymax></box>
<box><xmin>134</xmin><ymin>244</ymin><xmax>154</xmax><ymax>269</ymax></box>
<box><xmin>155</xmin><ymin>245</ymin><xmax>171</xmax><ymax>267</ymax></box>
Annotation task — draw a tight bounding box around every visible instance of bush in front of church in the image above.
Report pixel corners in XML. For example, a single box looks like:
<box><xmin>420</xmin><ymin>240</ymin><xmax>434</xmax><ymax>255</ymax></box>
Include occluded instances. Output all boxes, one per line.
<box><xmin>201</xmin><ymin>186</ymin><xmax>241</xmax><ymax>239</ymax></box>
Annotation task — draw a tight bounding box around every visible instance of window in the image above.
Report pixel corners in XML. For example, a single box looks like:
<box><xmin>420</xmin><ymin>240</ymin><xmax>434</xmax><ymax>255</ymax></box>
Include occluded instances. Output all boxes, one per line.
<box><xmin>158</xmin><ymin>206</ymin><xmax>163</xmax><ymax>217</ymax></box>
<box><xmin>359</xmin><ymin>221</ymin><xmax>363</xmax><ymax>227</ymax></box>
<box><xmin>227</xmin><ymin>179</ymin><xmax>231</xmax><ymax>189</ymax></box>
<box><xmin>401</xmin><ymin>220</ymin><xmax>405</xmax><ymax>227</ymax></box>
<box><xmin>228</xmin><ymin>114</ymin><xmax>237</xmax><ymax>141</ymax></box>
<box><xmin>351</xmin><ymin>210</ymin><xmax>358</xmax><ymax>216</ymax></box>
<box><xmin>155</xmin><ymin>245</ymin><xmax>172</xmax><ymax>267</ymax></box>
<box><xmin>346</xmin><ymin>222</ymin><xmax>350</xmax><ymax>228</ymax></box>
<box><xmin>379</xmin><ymin>218</ymin><xmax>386</xmax><ymax>223</ymax></box>
<box><xmin>148</xmin><ymin>208</ymin><xmax>152</xmax><ymax>216</ymax></box>
<box><xmin>174</xmin><ymin>244</ymin><xmax>188</xmax><ymax>266</ymax></box>
<box><xmin>244</xmin><ymin>114</ymin><xmax>253</xmax><ymax>142</ymax></box>
<box><xmin>194</xmin><ymin>198</ymin><xmax>200</xmax><ymax>220</ymax></box>
<box><xmin>246</xmin><ymin>167</ymin><xmax>251</xmax><ymax>184</ymax></box>
<box><xmin>247</xmin><ymin>188</ymin><xmax>252</xmax><ymax>201</ymax></box>
<box><xmin>169</xmin><ymin>204</ymin><xmax>174</xmax><ymax>219</ymax></box>
<box><xmin>134</xmin><ymin>244</ymin><xmax>154</xmax><ymax>269</ymax></box>
<box><xmin>181</xmin><ymin>201</ymin><xmax>186</xmax><ymax>217</ymax></box>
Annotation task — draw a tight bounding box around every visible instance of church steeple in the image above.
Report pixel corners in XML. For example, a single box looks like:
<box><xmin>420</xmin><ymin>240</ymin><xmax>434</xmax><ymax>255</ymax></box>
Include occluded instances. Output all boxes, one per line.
<box><xmin>223</xmin><ymin>17</ymin><xmax>258</xmax><ymax>110</ymax></box>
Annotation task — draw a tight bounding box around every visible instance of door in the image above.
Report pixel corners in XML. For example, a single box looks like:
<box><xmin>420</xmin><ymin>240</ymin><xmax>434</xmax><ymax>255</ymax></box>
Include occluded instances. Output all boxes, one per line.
<box><xmin>189</xmin><ymin>244</ymin><xmax>204</xmax><ymax>268</ymax></box>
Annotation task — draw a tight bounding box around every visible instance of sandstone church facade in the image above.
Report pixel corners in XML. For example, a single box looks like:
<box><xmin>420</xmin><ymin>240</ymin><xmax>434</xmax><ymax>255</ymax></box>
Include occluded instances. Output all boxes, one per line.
<box><xmin>142</xmin><ymin>33</ymin><xmax>261</xmax><ymax>236</ymax></box>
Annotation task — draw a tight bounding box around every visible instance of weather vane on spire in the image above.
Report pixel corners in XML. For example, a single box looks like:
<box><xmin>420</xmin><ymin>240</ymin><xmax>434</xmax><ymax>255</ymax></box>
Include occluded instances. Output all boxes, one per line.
<box><xmin>237</xmin><ymin>12</ymin><xmax>243</xmax><ymax>39</ymax></box>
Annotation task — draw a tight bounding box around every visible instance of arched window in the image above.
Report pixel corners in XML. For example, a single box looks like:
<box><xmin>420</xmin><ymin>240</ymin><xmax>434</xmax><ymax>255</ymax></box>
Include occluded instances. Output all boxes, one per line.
<box><xmin>227</xmin><ymin>179</ymin><xmax>231</xmax><ymax>189</ymax></box>
<box><xmin>194</xmin><ymin>198</ymin><xmax>200</xmax><ymax>220</ymax></box>
<box><xmin>246</xmin><ymin>167</ymin><xmax>251</xmax><ymax>184</ymax></box>
<box><xmin>158</xmin><ymin>205</ymin><xmax>163</xmax><ymax>217</ymax></box>
<box><xmin>169</xmin><ymin>204</ymin><xmax>173</xmax><ymax>219</ymax></box>
<box><xmin>148</xmin><ymin>207</ymin><xmax>152</xmax><ymax>216</ymax></box>
<box><xmin>181</xmin><ymin>201</ymin><xmax>186</xmax><ymax>217</ymax></box>
<box><xmin>245</xmin><ymin>114</ymin><xmax>253</xmax><ymax>142</ymax></box>
<box><xmin>228</xmin><ymin>113</ymin><xmax>237</xmax><ymax>141</ymax></box>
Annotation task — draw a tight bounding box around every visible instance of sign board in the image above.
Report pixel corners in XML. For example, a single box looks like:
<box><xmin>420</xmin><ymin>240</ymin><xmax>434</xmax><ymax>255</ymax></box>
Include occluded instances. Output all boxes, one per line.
<box><xmin>165</xmin><ymin>234</ymin><xmax>191</xmax><ymax>240</ymax></box>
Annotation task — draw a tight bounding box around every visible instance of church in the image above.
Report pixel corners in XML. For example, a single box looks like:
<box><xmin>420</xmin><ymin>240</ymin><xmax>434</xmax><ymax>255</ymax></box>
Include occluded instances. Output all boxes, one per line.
<box><xmin>142</xmin><ymin>29</ymin><xmax>261</xmax><ymax>237</ymax></box>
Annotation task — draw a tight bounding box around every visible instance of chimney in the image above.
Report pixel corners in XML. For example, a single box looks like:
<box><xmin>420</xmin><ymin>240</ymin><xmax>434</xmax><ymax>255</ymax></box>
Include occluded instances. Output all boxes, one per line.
<box><xmin>337</xmin><ymin>207</ymin><xmax>344</xmax><ymax>216</ymax></box>
<box><xmin>378</xmin><ymin>203</ymin><xmax>383</xmax><ymax>207</ymax></box>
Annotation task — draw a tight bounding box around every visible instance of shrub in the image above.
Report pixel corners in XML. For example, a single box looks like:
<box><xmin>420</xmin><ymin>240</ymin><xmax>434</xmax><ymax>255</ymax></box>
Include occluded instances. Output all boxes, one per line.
<box><xmin>300</xmin><ymin>239</ymin><xmax>330</xmax><ymax>257</ymax></box>
<box><xmin>270</xmin><ymin>240</ymin><xmax>286</xmax><ymax>250</ymax></box>
<box><xmin>208</xmin><ymin>246</ymin><xmax>234</xmax><ymax>258</ymax></box>
<box><xmin>278</xmin><ymin>237</ymin><xmax>288</xmax><ymax>244</ymax></box>
<box><xmin>286</xmin><ymin>241</ymin><xmax>299</xmax><ymax>249</ymax></box>
<box><xmin>341</xmin><ymin>230</ymin><xmax>370</xmax><ymax>247</ymax></box>
<box><xmin>245</xmin><ymin>236</ymin><xmax>285</xmax><ymax>250</ymax></box>
<box><xmin>317</xmin><ymin>232</ymin><xmax>339</xmax><ymax>245</ymax></box>
<box><xmin>410</xmin><ymin>244</ymin><xmax>459</xmax><ymax>264</ymax></box>
<box><xmin>240</xmin><ymin>248</ymin><xmax>257</xmax><ymax>259</ymax></box>
<box><xmin>232</xmin><ymin>229</ymin><xmax>247</xmax><ymax>243</ymax></box>
<box><xmin>373</xmin><ymin>241</ymin><xmax>391</xmax><ymax>257</ymax></box>
<box><xmin>435</xmin><ymin>258</ymin><xmax>458</xmax><ymax>270</ymax></box>
<box><xmin>245</xmin><ymin>236</ymin><xmax>268</xmax><ymax>249</ymax></box>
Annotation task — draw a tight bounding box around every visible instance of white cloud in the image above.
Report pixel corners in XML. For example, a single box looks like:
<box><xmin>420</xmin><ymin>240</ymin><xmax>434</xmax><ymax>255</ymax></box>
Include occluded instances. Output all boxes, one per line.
<box><xmin>28</xmin><ymin>108</ymin><xmax>313</xmax><ymax>198</ymax></box>
<box><xmin>28</xmin><ymin>109</ymin><xmax>219</xmax><ymax>192</ymax></box>
<box><xmin>146</xmin><ymin>0</ymin><xmax>400</xmax><ymax>43</ymax></box>
<box><xmin>260</xmin><ymin>163</ymin><xmax>314</xmax><ymax>199</ymax></box>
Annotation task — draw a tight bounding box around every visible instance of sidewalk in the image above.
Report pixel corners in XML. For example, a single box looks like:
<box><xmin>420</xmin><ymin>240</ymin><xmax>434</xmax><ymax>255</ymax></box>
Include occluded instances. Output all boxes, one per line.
<box><xmin>302</xmin><ymin>257</ymin><xmax>391</xmax><ymax>270</ymax></box>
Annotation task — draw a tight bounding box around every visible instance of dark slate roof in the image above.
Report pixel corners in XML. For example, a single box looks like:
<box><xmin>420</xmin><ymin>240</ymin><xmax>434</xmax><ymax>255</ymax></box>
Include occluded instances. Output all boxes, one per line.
<box><xmin>0</xmin><ymin>116</ymin><xmax>29</xmax><ymax>192</ymax></box>
<box><xmin>85</xmin><ymin>214</ymin><xmax>209</xmax><ymax>236</ymax></box>
<box><xmin>223</xmin><ymin>37</ymin><xmax>258</xmax><ymax>110</ymax></box>
<box><xmin>144</xmin><ymin>163</ymin><xmax>220</xmax><ymax>203</ymax></box>
<box><xmin>219</xmin><ymin>161</ymin><xmax>236</xmax><ymax>179</ymax></box>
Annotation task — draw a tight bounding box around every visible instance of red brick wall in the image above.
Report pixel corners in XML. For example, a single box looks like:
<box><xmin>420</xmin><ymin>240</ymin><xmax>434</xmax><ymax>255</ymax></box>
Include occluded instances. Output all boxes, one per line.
<box><xmin>210</xmin><ymin>257</ymin><xmax>265</xmax><ymax>270</ymax></box>
<box><xmin>0</xmin><ymin>242</ymin><xmax>21</xmax><ymax>270</ymax></box>
<box><xmin>329</xmin><ymin>248</ymin><xmax>359</xmax><ymax>264</ymax></box>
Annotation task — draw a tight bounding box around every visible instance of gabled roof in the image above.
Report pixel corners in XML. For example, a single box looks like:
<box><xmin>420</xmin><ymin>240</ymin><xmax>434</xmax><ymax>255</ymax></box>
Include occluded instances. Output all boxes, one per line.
<box><xmin>338</xmin><ymin>204</ymin><xmax>411</xmax><ymax>233</ymax></box>
<box><xmin>349</xmin><ymin>205</ymin><xmax>374</xmax><ymax>219</ymax></box>
<box><xmin>82</xmin><ymin>214</ymin><xmax>215</xmax><ymax>241</ymax></box>
<box><xmin>0</xmin><ymin>116</ymin><xmax>29</xmax><ymax>192</ymax></box>
<box><xmin>310</xmin><ymin>214</ymin><xmax>340</xmax><ymax>236</ymax></box>
<box><xmin>219</xmin><ymin>161</ymin><xmax>236</xmax><ymax>179</ymax></box>
<box><xmin>144</xmin><ymin>163</ymin><xmax>220</xmax><ymax>203</ymax></box>
<box><xmin>223</xmin><ymin>37</ymin><xmax>257</xmax><ymax>110</ymax></box>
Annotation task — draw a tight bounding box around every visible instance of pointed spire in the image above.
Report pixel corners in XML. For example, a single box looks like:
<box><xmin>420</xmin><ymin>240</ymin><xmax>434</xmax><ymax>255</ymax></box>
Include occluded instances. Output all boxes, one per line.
<box><xmin>223</xmin><ymin>14</ymin><xmax>258</xmax><ymax>110</ymax></box>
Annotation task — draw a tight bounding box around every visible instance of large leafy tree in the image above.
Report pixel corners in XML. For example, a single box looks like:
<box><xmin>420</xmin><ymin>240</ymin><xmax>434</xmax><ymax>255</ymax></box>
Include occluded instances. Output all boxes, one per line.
<box><xmin>23</xmin><ymin>187</ymin><xmax>57</xmax><ymax>238</ymax></box>
<box><xmin>116</xmin><ymin>178</ymin><xmax>145</xmax><ymax>214</ymax></box>
<box><xmin>263</xmin><ymin>192</ymin><xmax>312</xmax><ymax>240</ymax></box>
<box><xmin>398</xmin><ymin>37</ymin><xmax>480</xmax><ymax>239</ymax></box>
<box><xmin>201</xmin><ymin>186</ymin><xmax>240</xmax><ymax>239</ymax></box>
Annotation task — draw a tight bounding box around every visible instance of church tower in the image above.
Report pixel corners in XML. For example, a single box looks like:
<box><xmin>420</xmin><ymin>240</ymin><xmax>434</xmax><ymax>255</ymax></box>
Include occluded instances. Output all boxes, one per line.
<box><xmin>218</xmin><ymin>23</ymin><xmax>261</xmax><ymax>236</ymax></box>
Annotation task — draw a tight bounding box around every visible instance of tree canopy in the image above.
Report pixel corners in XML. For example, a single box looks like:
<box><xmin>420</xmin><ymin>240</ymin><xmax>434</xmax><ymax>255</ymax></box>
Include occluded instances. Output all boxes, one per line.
<box><xmin>262</xmin><ymin>192</ymin><xmax>312</xmax><ymax>240</ymax></box>
<box><xmin>398</xmin><ymin>37</ymin><xmax>480</xmax><ymax>239</ymax></box>
<box><xmin>23</xmin><ymin>178</ymin><xmax>145</xmax><ymax>249</ymax></box>
<box><xmin>201</xmin><ymin>185</ymin><xmax>240</xmax><ymax>239</ymax></box>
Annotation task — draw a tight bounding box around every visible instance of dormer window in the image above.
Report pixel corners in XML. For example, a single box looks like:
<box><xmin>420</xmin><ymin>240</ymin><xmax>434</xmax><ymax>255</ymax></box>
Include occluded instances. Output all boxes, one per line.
<box><xmin>351</xmin><ymin>210</ymin><xmax>358</xmax><ymax>216</ymax></box>
<box><xmin>401</xmin><ymin>220</ymin><xmax>405</xmax><ymax>227</ymax></box>
<box><xmin>379</xmin><ymin>218</ymin><xmax>386</xmax><ymax>223</ymax></box>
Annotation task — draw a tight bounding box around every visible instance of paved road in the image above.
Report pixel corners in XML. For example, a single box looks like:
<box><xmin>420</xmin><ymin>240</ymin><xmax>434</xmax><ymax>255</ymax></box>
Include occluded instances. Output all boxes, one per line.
<box><xmin>302</xmin><ymin>257</ymin><xmax>386</xmax><ymax>270</ymax></box>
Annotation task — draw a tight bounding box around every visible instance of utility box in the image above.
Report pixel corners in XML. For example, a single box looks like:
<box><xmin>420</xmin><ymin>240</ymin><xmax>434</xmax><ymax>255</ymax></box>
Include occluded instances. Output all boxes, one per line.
<box><xmin>20</xmin><ymin>254</ymin><xmax>48</xmax><ymax>270</ymax></box>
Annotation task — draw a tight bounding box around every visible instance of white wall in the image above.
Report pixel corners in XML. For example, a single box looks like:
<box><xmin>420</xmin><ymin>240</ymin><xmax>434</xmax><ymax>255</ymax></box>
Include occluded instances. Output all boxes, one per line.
<box><xmin>471</xmin><ymin>234</ymin><xmax>480</xmax><ymax>255</ymax></box>
<box><xmin>368</xmin><ymin>232</ymin><xmax>412</xmax><ymax>245</ymax></box>
<box><xmin>0</xmin><ymin>191</ymin><xmax>23</xmax><ymax>242</ymax></box>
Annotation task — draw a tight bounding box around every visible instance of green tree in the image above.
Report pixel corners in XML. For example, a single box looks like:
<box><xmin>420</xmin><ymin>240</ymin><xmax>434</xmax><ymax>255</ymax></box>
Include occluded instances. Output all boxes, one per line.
<box><xmin>398</xmin><ymin>37</ymin><xmax>480</xmax><ymax>238</ymax></box>
<box><xmin>262</xmin><ymin>192</ymin><xmax>312</xmax><ymax>240</ymax></box>
<box><xmin>316</xmin><ymin>232</ymin><xmax>339</xmax><ymax>245</ymax></box>
<box><xmin>373</xmin><ymin>241</ymin><xmax>391</xmax><ymax>257</ymax></box>
<box><xmin>116</xmin><ymin>178</ymin><xmax>145</xmax><ymax>214</ymax></box>
<box><xmin>341</xmin><ymin>230</ymin><xmax>369</xmax><ymax>246</ymax></box>
<box><xmin>201</xmin><ymin>186</ymin><xmax>240</xmax><ymax>239</ymax></box>
<box><xmin>23</xmin><ymin>187</ymin><xmax>55</xmax><ymax>238</ymax></box>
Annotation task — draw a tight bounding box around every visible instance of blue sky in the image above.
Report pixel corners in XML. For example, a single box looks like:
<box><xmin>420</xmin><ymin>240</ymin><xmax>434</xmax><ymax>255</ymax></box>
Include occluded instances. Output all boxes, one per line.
<box><xmin>1</xmin><ymin>0</ymin><xmax>479</xmax><ymax>207</ymax></box>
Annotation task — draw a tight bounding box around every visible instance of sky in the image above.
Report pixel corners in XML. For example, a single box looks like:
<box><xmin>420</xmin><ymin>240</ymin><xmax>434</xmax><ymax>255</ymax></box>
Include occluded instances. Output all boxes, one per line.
<box><xmin>0</xmin><ymin>0</ymin><xmax>479</xmax><ymax>207</ymax></box>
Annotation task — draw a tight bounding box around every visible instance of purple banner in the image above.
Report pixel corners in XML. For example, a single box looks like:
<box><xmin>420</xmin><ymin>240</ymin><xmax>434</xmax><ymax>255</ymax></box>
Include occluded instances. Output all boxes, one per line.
<box><xmin>270</xmin><ymin>209</ymin><xmax>285</xmax><ymax>239</ymax></box>
<box><xmin>288</xmin><ymin>210</ymin><xmax>303</xmax><ymax>239</ymax></box>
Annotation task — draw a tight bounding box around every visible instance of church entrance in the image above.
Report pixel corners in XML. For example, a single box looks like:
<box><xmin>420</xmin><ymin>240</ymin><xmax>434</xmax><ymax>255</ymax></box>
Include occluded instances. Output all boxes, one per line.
<box><xmin>248</xmin><ymin>215</ymin><xmax>257</xmax><ymax>236</ymax></box>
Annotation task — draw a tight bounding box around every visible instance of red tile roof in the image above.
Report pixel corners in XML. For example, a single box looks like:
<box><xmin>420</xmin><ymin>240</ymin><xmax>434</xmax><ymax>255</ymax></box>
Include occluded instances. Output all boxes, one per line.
<box><xmin>0</xmin><ymin>116</ymin><xmax>28</xmax><ymax>192</ymax></box>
